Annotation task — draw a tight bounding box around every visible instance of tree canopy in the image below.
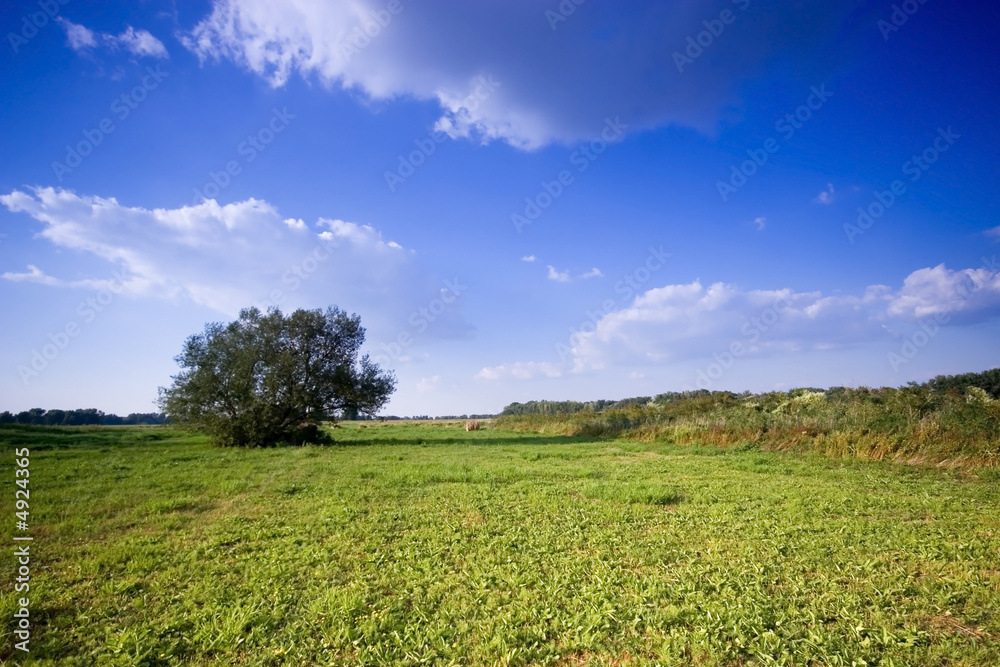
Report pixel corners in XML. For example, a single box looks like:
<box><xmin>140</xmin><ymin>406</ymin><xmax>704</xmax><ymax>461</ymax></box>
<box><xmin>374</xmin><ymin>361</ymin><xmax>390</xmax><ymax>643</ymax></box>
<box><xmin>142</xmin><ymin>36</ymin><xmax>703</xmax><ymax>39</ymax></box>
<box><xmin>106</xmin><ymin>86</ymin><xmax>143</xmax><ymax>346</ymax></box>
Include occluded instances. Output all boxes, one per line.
<box><xmin>158</xmin><ymin>306</ymin><xmax>395</xmax><ymax>446</ymax></box>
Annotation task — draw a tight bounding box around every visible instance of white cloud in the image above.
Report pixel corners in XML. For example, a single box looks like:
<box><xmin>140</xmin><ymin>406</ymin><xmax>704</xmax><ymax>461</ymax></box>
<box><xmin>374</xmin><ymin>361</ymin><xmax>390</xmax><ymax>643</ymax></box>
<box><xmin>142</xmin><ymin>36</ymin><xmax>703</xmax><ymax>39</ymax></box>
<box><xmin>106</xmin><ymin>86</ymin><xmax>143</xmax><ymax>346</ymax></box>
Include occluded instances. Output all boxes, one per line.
<box><xmin>521</xmin><ymin>255</ymin><xmax>536</xmax><ymax>263</ymax></box>
<box><xmin>56</xmin><ymin>18</ymin><xmax>97</xmax><ymax>51</ymax></box>
<box><xmin>815</xmin><ymin>183</ymin><xmax>835</xmax><ymax>204</ymax></box>
<box><xmin>753</xmin><ymin>216</ymin><xmax>766</xmax><ymax>231</ymax></box>
<box><xmin>580</xmin><ymin>267</ymin><xmax>603</xmax><ymax>279</ymax></box>
<box><xmin>0</xmin><ymin>189</ymin><xmax>472</xmax><ymax>343</ymax></box>
<box><xmin>986</xmin><ymin>226</ymin><xmax>1000</xmax><ymax>240</ymax></box>
<box><xmin>181</xmin><ymin>0</ymin><xmax>865</xmax><ymax>149</ymax></box>
<box><xmin>1</xmin><ymin>264</ymin><xmax>126</xmax><ymax>291</ymax></box>
<box><xmin>629</xmin><ymin>371</ymin><xmax>645</xmax><ymax>380</ymax></box>
<box><xmin>476</xmin><ymin>361</ymin><xmax>563</xmax><ymax>381</ymax></box>
<box><xmin>109</xmin><ymin>26</ymin><xmax>170</xmax><ymax>59</ymax></box>
<box><xmin>57</xmin><ymin>19</ymin><xmax>168</xmax><ymax>59</ymax></box>
<box><xmin>490</xmin><ymin>264</ymin><xmax>1000</xmax><ymax>378</ymax></box>
<box><xmin>546</xmin><ymin>265</ymin><xmax>570</xmax><ymax>283</ymax></box>
<box><xmin>886</xmin><ymin>264</ymin><xmax>1000</xmax><ymax>319</ymax></box>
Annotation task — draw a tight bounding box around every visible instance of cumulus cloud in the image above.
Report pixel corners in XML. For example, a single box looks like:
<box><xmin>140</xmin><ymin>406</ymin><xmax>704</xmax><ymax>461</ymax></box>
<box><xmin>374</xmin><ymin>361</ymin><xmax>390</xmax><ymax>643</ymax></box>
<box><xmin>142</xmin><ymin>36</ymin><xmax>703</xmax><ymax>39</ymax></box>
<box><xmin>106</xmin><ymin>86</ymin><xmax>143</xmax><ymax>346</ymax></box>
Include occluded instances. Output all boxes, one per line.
<box><xmin>476</xmin><ymin>361</ymin><xmax>563</xmax><ymax>381</ymax></box>
<box><xmin>0</xmin><ymin>188</ymin><xmax>472</xmax><ymax>342</ymax></box>
<box><xmin>181</xmin><ymin>0</ymin><xmax>867</xmax><ymax>149</ymax></box>
<box><xmin>488</xmin><ymin>264</ymin><xmax>1000</xmax><ymax>378</ymax></box>
<box><xmin>57</xmin><ymin>19</ymin><xmax>168</xmax><ymax>58</ymax></box>
<box><xmin>580</xmin><ymin>267</ymin><xmax>603</xmax><ymax>279</ymax></box>
<box><xmin>886</xmin><ymin>264</ymin><xmax>1000</xmax><ymax>320</ymax></box>
<box><xmin>521</xmin><ymin>255</ymin><xmax>536</xmax><ymax>263</ymax></box>
<box><xmin>546</xmin><ymin>265</ymin><xmax>570</xmax><ymax>283</ymax></box>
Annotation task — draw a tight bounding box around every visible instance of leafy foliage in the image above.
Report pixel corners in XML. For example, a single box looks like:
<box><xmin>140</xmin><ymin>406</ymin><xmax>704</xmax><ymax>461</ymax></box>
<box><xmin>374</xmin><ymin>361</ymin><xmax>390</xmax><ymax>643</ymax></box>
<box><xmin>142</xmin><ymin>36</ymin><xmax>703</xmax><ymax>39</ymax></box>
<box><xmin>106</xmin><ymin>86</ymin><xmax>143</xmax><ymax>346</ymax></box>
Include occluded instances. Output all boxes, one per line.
<box><xmin>926</xmin><ymin>367</ymin><xmax>1000</xmax><ymax>398</ymax></box>
<box><xmin>158</xmin><ymin>306</ymin><xmax>395</xmax><ymax>446</ymax></box>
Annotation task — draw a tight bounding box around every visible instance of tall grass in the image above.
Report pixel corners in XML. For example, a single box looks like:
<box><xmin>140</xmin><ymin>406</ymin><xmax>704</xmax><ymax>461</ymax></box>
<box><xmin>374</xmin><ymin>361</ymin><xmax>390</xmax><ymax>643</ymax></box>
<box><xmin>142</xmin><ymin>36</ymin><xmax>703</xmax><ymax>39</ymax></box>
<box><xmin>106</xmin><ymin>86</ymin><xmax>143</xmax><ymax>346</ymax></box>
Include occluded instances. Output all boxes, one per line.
<box><xmin>495</xmin><ymin>386</ymin><xmax>1000</xmax><ymax>465</ymax></box>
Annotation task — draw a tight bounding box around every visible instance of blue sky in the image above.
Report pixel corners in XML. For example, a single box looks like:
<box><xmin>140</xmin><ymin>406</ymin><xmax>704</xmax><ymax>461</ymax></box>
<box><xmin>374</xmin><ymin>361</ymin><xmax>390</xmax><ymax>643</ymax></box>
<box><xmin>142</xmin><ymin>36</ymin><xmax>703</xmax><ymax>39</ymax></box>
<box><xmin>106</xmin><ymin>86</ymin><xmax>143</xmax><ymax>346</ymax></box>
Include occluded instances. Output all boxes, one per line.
<box><xmin>2</xmin><ymin>0</ymin><xmax>998</xmax><ymax>416</ymax></box>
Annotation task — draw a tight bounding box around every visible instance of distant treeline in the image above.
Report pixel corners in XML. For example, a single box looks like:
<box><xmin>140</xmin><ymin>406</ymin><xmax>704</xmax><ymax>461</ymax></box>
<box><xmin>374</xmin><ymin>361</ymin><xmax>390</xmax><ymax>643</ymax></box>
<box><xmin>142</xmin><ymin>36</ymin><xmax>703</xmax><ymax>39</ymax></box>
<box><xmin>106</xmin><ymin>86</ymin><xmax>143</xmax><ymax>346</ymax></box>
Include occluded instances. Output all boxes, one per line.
<box><xmin>501</xmin><ymin>368</ymin><xmax>1000</xmax><ymax>416</ymax></box>
<box><xmin>352</xmin><ymin>414</ymin><xmax>496</xmax><ymax>421</ymax></box>
<box><xmin>1</xmin><ymin>409</ymin><xmax>495</xmax><ymax>426</ymax></box>
<box><xmin>925</xmin><ymin>368</ymin><xmax>1000</xmax><ymax>398</ymax></box>
<box><xmin>502</xmin><ymin>397</ymin><xmax>659</xmax><ymax>416</ymax></box>
<box><xmin>0</xmin><ymin>408</ymin><xmax>168</xmax><ymax>426</ymax></box>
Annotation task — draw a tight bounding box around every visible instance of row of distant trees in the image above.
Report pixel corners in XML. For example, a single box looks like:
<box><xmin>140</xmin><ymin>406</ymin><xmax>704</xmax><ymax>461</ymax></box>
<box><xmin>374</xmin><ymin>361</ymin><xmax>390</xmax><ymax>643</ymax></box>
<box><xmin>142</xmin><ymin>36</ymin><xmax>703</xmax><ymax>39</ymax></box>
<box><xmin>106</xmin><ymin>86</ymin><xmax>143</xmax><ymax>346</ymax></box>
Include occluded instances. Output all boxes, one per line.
<box><xmin>0</xmin><ymin>409</ymin><xmax>498</xmax><ymax>426</ymax></box>
<box><xmin>386</xmin><ymin>414</ymin><xmax>496</xmax><ymax>421</ymax></box>
<box><xmin>501</xmin><ymin>369</ymin><xmax>1000</xmax><ymax>416</ymax></box>
<box><xmin>502</xmin><ymin>396</ymin><xmax>674</xmax><ymax>416</ymax></box>
<box><xmin>0</xmin><ymin>409</ymin><xmax>168</xmax><ymax>426</ymax></box>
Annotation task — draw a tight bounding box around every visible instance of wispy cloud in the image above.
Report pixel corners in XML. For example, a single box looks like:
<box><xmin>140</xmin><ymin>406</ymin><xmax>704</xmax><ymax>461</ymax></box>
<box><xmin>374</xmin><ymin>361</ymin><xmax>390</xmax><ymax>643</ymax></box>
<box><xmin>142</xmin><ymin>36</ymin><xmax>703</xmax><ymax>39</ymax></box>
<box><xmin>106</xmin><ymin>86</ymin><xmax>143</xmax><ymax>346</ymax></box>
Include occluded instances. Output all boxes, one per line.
<box><xmin>815</xmin><ymin>183</ymin><xmax>835</xmax><ymax>205</ymax></box>
<box><xmin>753</xmin><ymin>216</ymin><xmax>766</xmax><ymax>231</ymax></box>
<box><xmin>2</xmin><ymin>264</ymin><xmax>126</xmax><ymax>291</ymax></box>
<box><xmin>416</xmin><ymin>375</ymin><xmax>441</xmax><ymax>393</ymax></box>
<box><xmin>476</xmin><ymin>361</ymin><xmax>563</xmax><ymax>381</ymax></box>
<box><xmin>521</xmin><ymin>255</ymin><xmax>536</xmax><ymax>262</ymax></box>
<box><xmin>56</xmin><ymin>18</ymin><xmax>97</xmax><ymax>50</ymax></box>
<box><xmin>109</xmin><ymin>26</ymin><xmax>169</xmax><ymax>59</ymax></box>
<box><xmin>545</xmin><ymin>265</ymin><xmax>601</xmax><ymax>282</ymax></box>
<box><xmin>57</xmin><ymin>18</ymin><xmax>168</xmax><ymax>58</ymax></box>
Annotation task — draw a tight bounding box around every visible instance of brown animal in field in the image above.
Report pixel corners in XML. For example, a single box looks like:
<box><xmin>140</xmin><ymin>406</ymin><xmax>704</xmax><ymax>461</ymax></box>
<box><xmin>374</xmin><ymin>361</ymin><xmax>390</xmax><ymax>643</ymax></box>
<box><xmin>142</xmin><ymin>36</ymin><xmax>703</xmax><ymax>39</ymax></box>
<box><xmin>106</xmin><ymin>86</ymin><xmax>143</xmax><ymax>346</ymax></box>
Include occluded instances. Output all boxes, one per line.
<box><xmin>465</xmin><ymin>420</ymin><xmax>480</xmax><ymax>431</ymax></box>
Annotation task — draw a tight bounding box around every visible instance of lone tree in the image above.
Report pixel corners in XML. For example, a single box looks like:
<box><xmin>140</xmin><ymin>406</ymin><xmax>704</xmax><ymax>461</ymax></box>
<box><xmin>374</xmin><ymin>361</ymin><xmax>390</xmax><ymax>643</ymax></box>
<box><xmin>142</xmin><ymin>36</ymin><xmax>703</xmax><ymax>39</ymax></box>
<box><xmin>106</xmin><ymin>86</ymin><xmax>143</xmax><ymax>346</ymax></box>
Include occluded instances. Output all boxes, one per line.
<box><xmin>159</xmin><ymin>306</ymin><xmax>395</xmax><ymax>446</ymax></box>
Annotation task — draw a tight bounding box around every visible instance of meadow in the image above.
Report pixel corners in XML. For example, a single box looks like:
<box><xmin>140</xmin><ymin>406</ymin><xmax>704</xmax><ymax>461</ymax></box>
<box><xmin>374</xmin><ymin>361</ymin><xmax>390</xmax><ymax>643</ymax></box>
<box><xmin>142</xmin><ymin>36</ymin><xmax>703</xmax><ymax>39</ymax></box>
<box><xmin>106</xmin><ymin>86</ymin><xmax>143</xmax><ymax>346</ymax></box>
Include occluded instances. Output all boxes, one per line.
<box><xmin>1</xmin><ymin>422</ymin><xmax>999</xmax><ymax>665</ymax></box>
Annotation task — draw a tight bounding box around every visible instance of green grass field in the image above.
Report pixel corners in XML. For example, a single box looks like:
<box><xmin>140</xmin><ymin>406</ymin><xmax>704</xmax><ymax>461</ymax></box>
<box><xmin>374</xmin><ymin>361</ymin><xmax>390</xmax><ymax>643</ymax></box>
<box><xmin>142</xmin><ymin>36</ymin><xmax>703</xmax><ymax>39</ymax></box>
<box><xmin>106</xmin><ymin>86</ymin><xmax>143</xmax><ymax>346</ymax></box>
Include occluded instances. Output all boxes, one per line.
<box><xmin>2</xmin><ymin>422</ymin><xmax>999</xmax><ymax>665</ymax></box>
